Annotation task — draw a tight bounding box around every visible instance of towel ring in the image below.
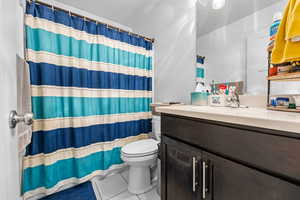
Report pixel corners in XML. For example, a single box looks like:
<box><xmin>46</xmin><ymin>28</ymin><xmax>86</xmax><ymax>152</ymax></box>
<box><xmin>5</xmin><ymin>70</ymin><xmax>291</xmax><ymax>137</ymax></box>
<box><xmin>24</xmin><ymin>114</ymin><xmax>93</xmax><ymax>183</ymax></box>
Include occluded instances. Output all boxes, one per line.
<box><xmin>9</xmin><ymin>110</ymin><xmax>33</xmax><ymax>129</ymax></box>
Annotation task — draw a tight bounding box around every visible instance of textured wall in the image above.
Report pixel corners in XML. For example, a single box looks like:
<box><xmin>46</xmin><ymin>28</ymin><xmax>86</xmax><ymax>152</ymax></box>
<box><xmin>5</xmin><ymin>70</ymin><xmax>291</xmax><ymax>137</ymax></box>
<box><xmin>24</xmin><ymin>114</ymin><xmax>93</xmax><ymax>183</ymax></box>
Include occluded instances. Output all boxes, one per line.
<box><xmin>122</xmin><ymin>0</ymin><xmax>197</xmax><ymax>103</ymax></box>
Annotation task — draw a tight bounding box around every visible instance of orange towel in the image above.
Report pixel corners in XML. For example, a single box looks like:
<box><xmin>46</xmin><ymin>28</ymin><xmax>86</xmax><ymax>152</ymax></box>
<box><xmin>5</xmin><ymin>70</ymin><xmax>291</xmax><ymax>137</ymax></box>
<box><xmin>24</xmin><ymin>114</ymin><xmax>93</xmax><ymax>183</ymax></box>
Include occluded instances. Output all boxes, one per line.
<box><xmin>271</xmin><ymin>0</ymin><xmax>300</xmax><ymax>64</ymax></box>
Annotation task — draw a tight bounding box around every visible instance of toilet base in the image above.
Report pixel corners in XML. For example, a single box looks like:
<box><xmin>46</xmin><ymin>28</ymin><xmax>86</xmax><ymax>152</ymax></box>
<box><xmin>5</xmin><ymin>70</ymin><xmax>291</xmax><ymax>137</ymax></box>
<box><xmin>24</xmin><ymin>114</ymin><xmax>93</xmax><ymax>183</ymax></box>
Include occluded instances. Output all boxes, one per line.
<box><xmin>128</xmin><ymin>165</ymin><xmax>154</xmax><ymax>194</ymax></box>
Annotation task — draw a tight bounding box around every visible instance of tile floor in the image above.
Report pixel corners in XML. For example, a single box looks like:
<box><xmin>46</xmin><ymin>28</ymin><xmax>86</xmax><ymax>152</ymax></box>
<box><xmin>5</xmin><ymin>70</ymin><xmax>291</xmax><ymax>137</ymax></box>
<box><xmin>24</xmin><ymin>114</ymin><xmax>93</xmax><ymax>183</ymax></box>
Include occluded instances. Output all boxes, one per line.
<box><xmin>93</xmin><ymin>169</ymin><xmax>160</xmax><ymax>200</ymax></box>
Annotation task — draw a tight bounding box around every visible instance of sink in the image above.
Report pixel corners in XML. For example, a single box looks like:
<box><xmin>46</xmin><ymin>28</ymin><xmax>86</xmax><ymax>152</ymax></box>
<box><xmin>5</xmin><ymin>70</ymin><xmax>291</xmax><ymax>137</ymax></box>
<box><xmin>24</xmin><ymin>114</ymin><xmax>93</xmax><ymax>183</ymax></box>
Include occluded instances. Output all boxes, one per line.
<box><xmin>227</xmin><ymin>105</ymin><xmax>249</xmax><ymax>109</ymax></box>
<box><xmin>185</xmin><ymin>105</ymin><xmax>255</xmax><ymax>117</ymax></box>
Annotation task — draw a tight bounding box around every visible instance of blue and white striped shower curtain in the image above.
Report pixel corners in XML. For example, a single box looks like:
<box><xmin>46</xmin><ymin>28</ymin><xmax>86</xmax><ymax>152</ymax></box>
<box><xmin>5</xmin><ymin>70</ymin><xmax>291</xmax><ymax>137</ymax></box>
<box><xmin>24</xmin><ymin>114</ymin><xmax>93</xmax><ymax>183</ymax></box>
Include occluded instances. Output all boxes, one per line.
<box><xmin>196</xmin><ymin>56</ymin><xmax>205</xmax><ymax>83</ymax></box>
<box><xmin>22</xmin><ymin>2</ymin><xmax>153</xmax><ymax>199</ymax></box>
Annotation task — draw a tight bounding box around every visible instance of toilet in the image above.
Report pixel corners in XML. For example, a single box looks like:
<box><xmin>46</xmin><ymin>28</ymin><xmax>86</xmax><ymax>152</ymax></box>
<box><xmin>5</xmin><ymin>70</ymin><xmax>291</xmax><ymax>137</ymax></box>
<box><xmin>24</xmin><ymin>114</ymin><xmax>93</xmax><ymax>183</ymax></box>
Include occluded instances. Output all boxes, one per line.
<box><xmin>121</xmin><ymin>138</ymin><xmax>159</xmax><ymax>194</ymax></box>
<box><xmin>121</xmin><ymin>115</ymin><xmax>161</xmax><ymax>194</ymax></box>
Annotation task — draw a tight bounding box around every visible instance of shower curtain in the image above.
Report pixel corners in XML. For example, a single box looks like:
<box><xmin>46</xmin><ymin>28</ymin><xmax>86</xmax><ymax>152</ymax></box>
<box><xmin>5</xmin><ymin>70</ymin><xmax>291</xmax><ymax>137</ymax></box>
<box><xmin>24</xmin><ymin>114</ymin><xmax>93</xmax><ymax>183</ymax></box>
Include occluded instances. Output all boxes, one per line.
<box><xmin>196</xmin><ymin>56</ymin><xmax>205</xmax><ymax>83</ymax></box>
<box><xmin>22</xmin><ymin>2</ymin><xmax>153</xmax><ymax>199</ymax></box>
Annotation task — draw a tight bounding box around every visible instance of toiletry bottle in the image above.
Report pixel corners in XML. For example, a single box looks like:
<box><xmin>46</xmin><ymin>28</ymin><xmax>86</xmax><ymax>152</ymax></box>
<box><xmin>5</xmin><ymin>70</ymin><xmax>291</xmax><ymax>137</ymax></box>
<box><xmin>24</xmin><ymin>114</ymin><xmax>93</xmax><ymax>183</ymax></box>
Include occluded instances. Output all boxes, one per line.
<box><xmin>270</xmin><ymin>12</ymin><xmax>282</xmax><ymax>40</ymax></box>
<box><xmin>211</xmin><ymin>80</ymin><xmax>215</xmax><ymax>95</ymax></box>
<box><xmin>219</xmin><ymin>84</ymin><xmax>226</xmax><ymax>95</ymax></box>
<box><xmin>225</xmin><ymin>83</ymin><xmax>229</xmax><ymax>95</ymax></box>
<box><xmin>268</xmin><ymin>12</ymin><xmax>282</xmax><ymax>51</ymax></box>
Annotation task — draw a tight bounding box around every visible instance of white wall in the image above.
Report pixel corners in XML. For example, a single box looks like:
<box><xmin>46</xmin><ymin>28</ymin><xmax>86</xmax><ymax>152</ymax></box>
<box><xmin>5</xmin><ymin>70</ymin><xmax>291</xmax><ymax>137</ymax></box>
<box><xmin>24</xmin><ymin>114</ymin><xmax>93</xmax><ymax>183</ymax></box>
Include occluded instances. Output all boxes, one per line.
<box><xmin>0</xmin><ymin>0</ymin><xmax>23</xmax><ymax>199</ymax></box>
<box><xmin>45</xmin><ymin>0</ymin><xmax>133</xmax><ymax>32</ymax></box>
<box><xmin>197</xmin><ymin>0</ymin><xmax>298</xmax><ymax>95</ymax></box>
<box><xmin>128</xmin><ymin>0</ymin><xmax>197</xmax><ymax>103</ymax></box>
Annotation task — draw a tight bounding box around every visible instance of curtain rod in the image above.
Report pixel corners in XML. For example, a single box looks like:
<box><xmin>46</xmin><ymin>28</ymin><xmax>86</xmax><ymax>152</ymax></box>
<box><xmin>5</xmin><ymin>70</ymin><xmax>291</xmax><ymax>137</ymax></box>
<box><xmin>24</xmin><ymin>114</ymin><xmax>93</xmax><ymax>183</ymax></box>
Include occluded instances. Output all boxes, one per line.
<box><xmin>27</xmin><ymin>0</ymin><xmax>155</xmax><ymax>43</ymax></box>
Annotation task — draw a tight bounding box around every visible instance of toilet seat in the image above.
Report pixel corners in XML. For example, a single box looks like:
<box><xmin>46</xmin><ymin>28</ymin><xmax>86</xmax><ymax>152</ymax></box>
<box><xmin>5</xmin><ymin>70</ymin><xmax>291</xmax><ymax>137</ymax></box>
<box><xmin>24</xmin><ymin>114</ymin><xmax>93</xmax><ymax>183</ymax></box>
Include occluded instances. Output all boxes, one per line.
<box><xmin>121</xmin><ymin>139</ymin><xmax>159</xmax><ymax>158</ymax></box>
<box><xmin>122</xmin><ymin>151</ymin><xmax>157</xmax><ymax>158</ymax></box>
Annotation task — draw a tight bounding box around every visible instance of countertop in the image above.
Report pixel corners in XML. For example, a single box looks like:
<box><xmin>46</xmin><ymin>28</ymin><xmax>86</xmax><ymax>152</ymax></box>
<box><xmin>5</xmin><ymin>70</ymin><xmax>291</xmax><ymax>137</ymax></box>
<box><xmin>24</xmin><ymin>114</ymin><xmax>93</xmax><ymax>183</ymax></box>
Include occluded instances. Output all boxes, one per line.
<box><xmin>156</xmin><ymin>105</ymin><xmax>300</xmax><ymax>134</ymax></box>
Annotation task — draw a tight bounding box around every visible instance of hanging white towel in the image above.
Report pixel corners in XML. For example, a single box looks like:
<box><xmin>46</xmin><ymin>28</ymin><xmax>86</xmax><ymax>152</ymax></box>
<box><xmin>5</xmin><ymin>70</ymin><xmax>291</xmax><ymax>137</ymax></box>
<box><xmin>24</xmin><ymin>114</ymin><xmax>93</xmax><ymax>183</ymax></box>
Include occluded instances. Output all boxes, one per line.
<box><xmin>16</xmin><ymin>55</ymin><xmax>32</xmax><ymax>153</ymax></box>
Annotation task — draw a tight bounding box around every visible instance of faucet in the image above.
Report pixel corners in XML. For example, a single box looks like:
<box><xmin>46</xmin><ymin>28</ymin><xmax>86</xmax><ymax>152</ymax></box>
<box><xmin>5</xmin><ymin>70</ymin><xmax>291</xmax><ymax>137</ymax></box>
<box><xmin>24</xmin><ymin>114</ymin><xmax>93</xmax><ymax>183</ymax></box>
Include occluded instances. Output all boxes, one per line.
<box><xmin>226</xmin><ymin>88</ymin><xmax>240</xmax><ymax>108</ymax></box>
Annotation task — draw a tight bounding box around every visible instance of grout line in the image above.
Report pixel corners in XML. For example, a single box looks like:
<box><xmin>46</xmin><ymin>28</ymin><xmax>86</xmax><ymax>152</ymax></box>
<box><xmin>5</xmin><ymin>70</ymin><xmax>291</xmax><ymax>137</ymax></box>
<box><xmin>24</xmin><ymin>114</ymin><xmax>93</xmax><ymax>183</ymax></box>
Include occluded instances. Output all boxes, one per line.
<box><xmin>91</xmin><ymin>179</ymin><xmax>103</xmax><ymax>200</ymax></box>
<box><xmin>95</xmin><ymin>174</ymin><xmax>128</xmax><ymax>200</ymax></box>
<box><xmin>120</xmin><ymin>170</ymin><xmax>128</xmax><ymax>183</ymax></box>
<box><xmin>107</xmin><ymin>188</ymin><xmax>128</xmax><ymax>200</ymax></box>
<box><xmin>95</xmin><ymin>171</ymin><xmax>160</xmax><ymax>200</ymax></box>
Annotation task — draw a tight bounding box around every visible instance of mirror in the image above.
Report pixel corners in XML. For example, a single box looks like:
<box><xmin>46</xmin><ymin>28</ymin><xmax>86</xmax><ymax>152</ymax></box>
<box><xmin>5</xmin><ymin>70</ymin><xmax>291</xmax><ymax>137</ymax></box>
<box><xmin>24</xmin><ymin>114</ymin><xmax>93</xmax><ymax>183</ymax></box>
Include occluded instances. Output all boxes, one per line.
<box><xmin>196</xmin><ymin>0</ymin><xmax>291</xmax><ymax>95</ymax></box>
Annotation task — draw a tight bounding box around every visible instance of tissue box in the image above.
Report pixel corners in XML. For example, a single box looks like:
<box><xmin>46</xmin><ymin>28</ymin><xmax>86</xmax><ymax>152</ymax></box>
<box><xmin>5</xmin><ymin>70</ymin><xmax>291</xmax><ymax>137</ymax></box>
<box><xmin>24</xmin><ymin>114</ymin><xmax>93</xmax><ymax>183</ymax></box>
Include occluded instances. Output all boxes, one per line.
<box><xmin>209</xmin><ymin>95</ymin><xmax>227</xmax><ymax>107</ymax></box>
<box><xmin>191</xmin><ymin>92</ymin><xmax>209</xmax><ymax>106</ymax></box>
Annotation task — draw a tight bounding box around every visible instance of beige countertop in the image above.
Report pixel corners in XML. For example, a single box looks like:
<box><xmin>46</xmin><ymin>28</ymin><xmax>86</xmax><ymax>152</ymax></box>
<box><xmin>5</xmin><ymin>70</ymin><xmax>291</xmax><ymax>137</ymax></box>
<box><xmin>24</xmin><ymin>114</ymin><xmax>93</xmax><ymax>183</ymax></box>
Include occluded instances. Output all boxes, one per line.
<box><xmin>156</xmin><ymin>105</ymin><xmax>300</xmax><ymax>134</ymax></box>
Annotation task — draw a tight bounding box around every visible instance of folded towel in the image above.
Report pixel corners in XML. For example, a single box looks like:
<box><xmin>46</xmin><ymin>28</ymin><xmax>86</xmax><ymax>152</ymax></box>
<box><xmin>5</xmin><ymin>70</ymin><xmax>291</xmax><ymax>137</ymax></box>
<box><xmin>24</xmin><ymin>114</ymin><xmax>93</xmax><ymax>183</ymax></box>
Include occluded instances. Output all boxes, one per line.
<box><xmin>16</xmin><ymin>55</ymin><xmax>32</xmax><ymax>153</ymax></box>
<box><xmin>271</xmin><ymin>0</ymin><xmax>300</xmax><ymax>64</ymax></box>
<box><xmin>286</xmin><ymin>0</ymin><xmax>300</xmax><ymax>40</ymax></box>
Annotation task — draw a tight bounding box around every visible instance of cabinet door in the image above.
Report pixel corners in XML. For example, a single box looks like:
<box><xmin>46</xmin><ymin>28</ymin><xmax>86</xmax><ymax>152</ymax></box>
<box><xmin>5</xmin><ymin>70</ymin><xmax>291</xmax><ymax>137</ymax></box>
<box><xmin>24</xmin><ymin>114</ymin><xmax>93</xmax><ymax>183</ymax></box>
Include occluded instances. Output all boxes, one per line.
<box><xmin>161</xmin><ymin>136</ymin><xmax>202</xmax><ymax>200</ymax></box>
<box><xmin>203</xmin><ymin>151</ymin><xmax>300</xmax><ymax>200</ymax></box>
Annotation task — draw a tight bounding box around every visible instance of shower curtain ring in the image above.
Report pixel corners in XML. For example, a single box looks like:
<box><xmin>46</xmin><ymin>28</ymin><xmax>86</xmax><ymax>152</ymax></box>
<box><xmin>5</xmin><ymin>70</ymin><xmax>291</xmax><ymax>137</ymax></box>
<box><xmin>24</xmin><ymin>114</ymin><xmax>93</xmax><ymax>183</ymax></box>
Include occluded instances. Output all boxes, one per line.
<box><xmin>51</xmin><ymin>5</ymin><xmax>54</xmax><ymax>12</ymax></box>
<box><xmin>68</xmin><ymin>10</ymin><xmax>71</xmax><ymax>16</ymax></box>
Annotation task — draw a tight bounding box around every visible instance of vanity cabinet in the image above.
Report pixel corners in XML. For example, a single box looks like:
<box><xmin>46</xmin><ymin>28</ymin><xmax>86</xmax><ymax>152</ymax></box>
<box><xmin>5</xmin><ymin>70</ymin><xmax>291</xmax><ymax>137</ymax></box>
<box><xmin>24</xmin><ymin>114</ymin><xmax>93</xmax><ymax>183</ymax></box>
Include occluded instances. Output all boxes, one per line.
<box><xmin>161</xmin><ymin>114</ymin><xmax>300</xmax><ymax>200</ymax></box>
<box><xmin>162</xmin><ymin>137</ymin><xmax>202</xmax><ymax>200</ymax></box>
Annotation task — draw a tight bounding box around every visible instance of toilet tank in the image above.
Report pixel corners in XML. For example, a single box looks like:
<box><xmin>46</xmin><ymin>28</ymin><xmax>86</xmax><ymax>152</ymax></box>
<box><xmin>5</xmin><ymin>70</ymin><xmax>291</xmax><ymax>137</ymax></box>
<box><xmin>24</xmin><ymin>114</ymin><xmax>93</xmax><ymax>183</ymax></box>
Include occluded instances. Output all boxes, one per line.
<box><xmin>152</xmin><ymin>115</ymin><xmax>161</xmax><ymax>141</ymax></box>
<box><xmin>151</xmin><ymin>102</ymin><xmax>175</xmax><ymax>141</ymax></box>
<box><xmin>151</xmin><ymin>115</ymin><xmax>161</xmax><ymax>195</ymax></box>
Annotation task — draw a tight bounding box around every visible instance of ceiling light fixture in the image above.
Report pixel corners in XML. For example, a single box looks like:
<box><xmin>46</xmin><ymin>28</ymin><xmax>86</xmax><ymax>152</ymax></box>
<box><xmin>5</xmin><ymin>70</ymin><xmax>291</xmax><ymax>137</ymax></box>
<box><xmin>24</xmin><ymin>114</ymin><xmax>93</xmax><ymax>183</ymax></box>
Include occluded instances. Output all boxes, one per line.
<box><xmin>212</xmin><ymin>0</ymin><xmax>226</xmax><ymax>10</ymax></box>
<box><xmin>198</xmin><ymin>0</ymin><xmax>208</xmax><ymax>7</ymax></box>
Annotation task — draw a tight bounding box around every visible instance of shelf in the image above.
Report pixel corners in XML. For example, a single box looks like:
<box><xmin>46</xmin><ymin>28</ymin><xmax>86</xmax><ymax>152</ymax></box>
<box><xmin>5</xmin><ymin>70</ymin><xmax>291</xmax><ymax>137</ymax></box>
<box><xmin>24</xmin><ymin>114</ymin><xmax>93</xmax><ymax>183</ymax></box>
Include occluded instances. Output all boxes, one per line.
<box><xmin>267</xmin><ymin>72</ymin><xmax>300</xmax><ymax>81</ymax></box>
<box><xmin>267</xmin><ymin>45</ymin><xmax>274</xmax><ymax>52</ymax></box>
<box><xmin>267</xmin><ymin>106</ymin><xmax>300</xmax><ymax>113</ymax></box>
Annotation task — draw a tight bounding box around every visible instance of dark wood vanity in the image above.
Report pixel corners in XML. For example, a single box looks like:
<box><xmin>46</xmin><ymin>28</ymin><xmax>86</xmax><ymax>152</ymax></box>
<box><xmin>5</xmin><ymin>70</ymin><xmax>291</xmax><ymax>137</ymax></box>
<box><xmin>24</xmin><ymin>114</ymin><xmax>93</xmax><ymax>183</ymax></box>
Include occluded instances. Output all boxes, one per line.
<box><xmin>160</xmin><ymin>113</ymin><xmax>300</xmax><ymax>200</ymax></box>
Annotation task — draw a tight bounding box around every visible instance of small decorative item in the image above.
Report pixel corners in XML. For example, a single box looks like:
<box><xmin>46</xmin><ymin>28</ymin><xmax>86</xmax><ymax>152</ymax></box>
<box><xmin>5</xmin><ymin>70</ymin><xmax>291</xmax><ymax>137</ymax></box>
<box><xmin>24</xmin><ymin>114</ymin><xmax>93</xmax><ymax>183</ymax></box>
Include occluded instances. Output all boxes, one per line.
<box><xmin>291</xmin><ymin>61</ymin><xmax>300</xmax><ymax>72</ymax></box>
<box><xmin>288</xmin><ymin>103</ymin><xmax>296</xmax><ymax>109</ymax></box>
<box><xmin>209</xmin><ymin>94</ymin><xmax>227</xmax><ymax>107</ymax></box>
<box><xmin>276</xmin><ymin>97</ymin><xmax>289</xmax><ymax>108</ymax></box>
<box><xmin>276</xmin><ymin>63</ymin><xmax>292</xmax><ymax>75</ymax></box>
<box><xmin>268</xmin><ymin>66</ymin><xmax>278</xmax><ymax>76</ymax></box>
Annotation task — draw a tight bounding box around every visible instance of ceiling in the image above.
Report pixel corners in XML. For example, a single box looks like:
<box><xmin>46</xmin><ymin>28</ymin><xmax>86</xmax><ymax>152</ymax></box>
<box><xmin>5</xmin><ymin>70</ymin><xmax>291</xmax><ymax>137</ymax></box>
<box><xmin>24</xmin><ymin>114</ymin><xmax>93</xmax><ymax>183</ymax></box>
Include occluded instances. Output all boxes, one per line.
<box><xmin>54</xmin><ymin>0</ymin><xmax>163</xmax><ymax>32</ymax></box>
<box><xmin>54</xmin><ymin>0</ymin><xmax>283</xmax><ymax>37</ymax></box>
<box><xmin>197</xmin><ymin>0</ymin><xmax>284</xmax><ymax>36</ymax></box>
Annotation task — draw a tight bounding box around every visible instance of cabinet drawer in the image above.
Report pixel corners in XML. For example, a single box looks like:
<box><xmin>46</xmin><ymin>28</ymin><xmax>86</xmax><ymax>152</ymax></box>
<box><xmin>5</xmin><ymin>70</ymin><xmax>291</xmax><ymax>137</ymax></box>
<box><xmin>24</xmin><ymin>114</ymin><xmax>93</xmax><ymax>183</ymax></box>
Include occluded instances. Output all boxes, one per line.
<box><xmin>162</xmin><ymin>114</ymin><xmax>300</xmax><ymax>184</ymax></box>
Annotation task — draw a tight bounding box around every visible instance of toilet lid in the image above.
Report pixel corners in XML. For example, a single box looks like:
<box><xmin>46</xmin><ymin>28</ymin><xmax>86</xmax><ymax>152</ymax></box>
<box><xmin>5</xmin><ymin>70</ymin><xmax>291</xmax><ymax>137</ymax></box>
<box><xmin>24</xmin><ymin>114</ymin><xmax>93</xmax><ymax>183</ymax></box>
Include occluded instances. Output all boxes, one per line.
<box><xmin>121</xmin><ymin>139</ymin><xmax>159</xmax><ymax>156</ymax></box>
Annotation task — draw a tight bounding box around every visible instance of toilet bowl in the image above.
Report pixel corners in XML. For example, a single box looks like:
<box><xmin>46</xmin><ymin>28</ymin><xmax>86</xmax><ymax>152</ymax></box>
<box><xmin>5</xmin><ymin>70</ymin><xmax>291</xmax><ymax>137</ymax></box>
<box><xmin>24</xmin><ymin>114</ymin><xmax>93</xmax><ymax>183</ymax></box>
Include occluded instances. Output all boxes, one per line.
<box><xmin>121</xmin><ymin>139</ymin><xmax>159</xmax><ymax>194</ymax></box>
